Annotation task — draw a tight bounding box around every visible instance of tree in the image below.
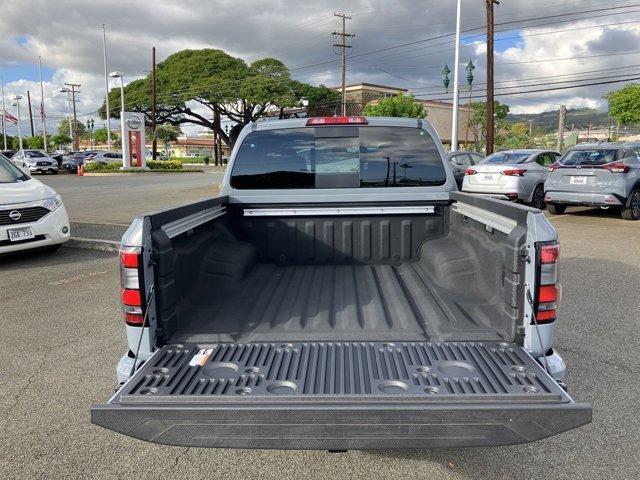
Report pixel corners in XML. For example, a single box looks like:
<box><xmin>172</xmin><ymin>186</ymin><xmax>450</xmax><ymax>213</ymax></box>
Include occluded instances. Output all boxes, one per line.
<box><xmin>154</xmin><ymin>124</ymin><xmax>181</xmax><ymax>143</ymax></box>
<box><xmin>25</xmin><ymin>136</ymin><xmax>45</xmax><ymax>149</ymax></box>
<box><xmin>57</xmin><ymin>118</ymin><xmax>86</xmax><ymax>138</ymax></box>
<box><xmin>50</xmin><ymin>133</ymin><xmax>72</xmax><ymax>149</ymax></box>
<box><xmin>98</xmin><ymin>49</ymin><xmax>336</xmax><ymax>147</ymax></box>
<box><xmin>363</xmin><ymin>94</ymin><xmax>426</xmax><ymax>118</ymax></box>
<box><xmin>605</xmin><ymin>84</ymin><xmax>640</xmax><ymax>125</ymax></box>
<box><xmin>469</xmin><ymin>101</ymin><xmax>510</xmax><ymax>151</ymax></box>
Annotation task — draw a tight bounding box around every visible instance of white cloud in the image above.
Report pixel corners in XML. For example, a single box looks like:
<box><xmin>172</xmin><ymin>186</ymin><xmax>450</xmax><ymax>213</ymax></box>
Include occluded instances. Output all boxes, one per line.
<box><xmin>0</xmin><ymin>0</ymin><xmax>637</xmax><ymax>135</ymax></box>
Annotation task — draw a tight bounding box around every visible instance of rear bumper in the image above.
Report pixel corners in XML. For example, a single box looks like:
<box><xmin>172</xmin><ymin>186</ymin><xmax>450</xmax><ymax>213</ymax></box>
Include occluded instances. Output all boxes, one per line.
<box><xmin>545</xmin><ymin>190</ymin><xmax>624</xmax><ymax>206</ymax></box>
<box><xmin>91</xmin><ymin>401</ymin><xmax>592</xmax><ymax>449</ymax></box>
<box><xmin>462</xmin><ymin>182</ymin><xmax>526</xmax><ymax>200</ymax></box>
<box><xmin>92</xmin><ymin>341</ymin><xmax>591</xmax><ymax>449</ymax></box>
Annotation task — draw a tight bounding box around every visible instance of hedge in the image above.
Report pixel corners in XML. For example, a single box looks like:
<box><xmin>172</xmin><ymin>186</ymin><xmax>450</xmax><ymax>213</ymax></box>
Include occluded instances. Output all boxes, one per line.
<box><xmin>170</xmin><ymin>156</ymin><xmax>207</xmax><ymax>164</ymax></box>
<box><xmin>84</xmin><ymin>160</ymin><xmax>183</xmax><ymax>172</ymax></box>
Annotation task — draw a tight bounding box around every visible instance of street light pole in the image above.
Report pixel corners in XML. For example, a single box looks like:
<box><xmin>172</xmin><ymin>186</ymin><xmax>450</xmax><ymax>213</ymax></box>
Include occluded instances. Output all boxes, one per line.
<box><xmin>102</xmin><ymin>24</ymin><xmax>112</xmax><ymax>151</ymax></box>
<box><xmin>1</xmin><ymin>77</ymin><xmax>7</xmax><ymax>150</ymax></box>
<box><xmin>110</xmin><ymin>71</ymin><xmax>126</xmax><ymax>164</ymax></box>
<box><xmin>465</xmin><ymin>60</ymin><xmax>475</xmax><ymax>148</ymax></box>
<box><xmin>14</xmin><ymin>95</ymin><xmax>23</xmax><ymax>151</ymax></box>
<box><xmin>451</xmin><ymin>0</ymin><xmax>462</xmax><ymax>151</ymax></box>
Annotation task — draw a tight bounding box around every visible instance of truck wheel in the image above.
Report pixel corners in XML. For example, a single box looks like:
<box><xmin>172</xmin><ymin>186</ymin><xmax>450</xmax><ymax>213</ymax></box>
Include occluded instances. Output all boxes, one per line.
<box><xmin>621</xmin><ymin>189</ymin><xmax>640</xmax><ymax>221</ymax></box>
<box><xmin>531</xmin><ymin>185</ymin><xmax>546</xmax><ymax>210</ymax></box>
<box><xmin>548</xmin><ymin>203</ymin><xmax>567</xmax><ymax>215</ymax></box>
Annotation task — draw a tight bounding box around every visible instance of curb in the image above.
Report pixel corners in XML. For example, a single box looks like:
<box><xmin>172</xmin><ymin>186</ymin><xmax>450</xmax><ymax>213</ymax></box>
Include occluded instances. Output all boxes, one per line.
<box><xmin>64</xmin><ymin>237</ymin><xmax>120</xmax><ymax>252</ymax></box>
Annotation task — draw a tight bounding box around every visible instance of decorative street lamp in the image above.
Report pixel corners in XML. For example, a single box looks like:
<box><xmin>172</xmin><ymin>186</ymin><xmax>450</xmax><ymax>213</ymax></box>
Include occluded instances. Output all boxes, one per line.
<box><xmin>464</xmin><ymin>60</ymin><xmax>476</xmax><ymax>148</ymax></box>
<box><xmin>442</xmin><ymin>64</ymin><xmax>451</xmax><ymax>93</ymax></box>
<box><xmin>86</xmin><ymin>118</ymin><xmax>95</xmax><ymax>149</ymax></box>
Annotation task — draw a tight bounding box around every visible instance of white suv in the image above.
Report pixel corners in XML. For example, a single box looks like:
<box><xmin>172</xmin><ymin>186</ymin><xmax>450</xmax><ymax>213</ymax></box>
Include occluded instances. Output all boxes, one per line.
<box><xmin>0</xmin><ymin>154</ymin><xmax>70</xmax><ymax>254</ymax></box>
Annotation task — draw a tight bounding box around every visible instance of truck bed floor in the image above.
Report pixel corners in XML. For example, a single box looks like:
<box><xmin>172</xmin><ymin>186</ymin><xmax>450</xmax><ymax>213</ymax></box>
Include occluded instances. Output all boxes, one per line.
<box><xmin>171</xmin><ymin>263</ymin><xmax>507</xmax><ymax>343</ymax></box>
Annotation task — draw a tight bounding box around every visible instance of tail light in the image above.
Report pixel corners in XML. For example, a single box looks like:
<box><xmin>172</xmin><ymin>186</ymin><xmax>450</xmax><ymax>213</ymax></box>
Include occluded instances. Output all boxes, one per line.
<box><xmin>548</xmin><ymin>162</ymin><xmax>559</xmax><ymax>172</ymax></box>
<box><xmin>120</xmin><ymin>245</ymin><xmax>144</xmax><ymax>326</ymax></box>
<box><xmin>535</xmin><ymin>242</ymin><xmax>560</xmax><ymax>324</ymax></box>
<box><xmin>306</xmin><ymin>116</ymin><xmax>368</xmax><ymax>126</ymax></box>
<box><xmin>602</xmin><ymin>161</ymin><xmax>630</xmax><ymax>173</ymax></box>
<box><xmin>502</xmin><ymin>168</ymin><xmax>527</xmax><ymax>177</ymax></box>
<box><xmin>464</xmin><ymin>168</ymin><xmax>476</xmax><ymax>175</ymax></box>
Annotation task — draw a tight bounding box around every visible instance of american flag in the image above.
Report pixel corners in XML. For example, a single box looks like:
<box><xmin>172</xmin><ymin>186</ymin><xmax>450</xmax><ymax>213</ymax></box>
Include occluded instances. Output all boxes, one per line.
<box><xmin>3</xmin><ymin>110</ymin><xmax>18</xmax><ymax>125</ymax></box>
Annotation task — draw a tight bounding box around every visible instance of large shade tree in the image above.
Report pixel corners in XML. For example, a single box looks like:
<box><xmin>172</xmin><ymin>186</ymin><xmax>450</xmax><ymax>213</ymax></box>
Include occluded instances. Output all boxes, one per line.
<box><xmin>99</xmin><ymin>49</ymin><xmax>339</xmax><ymax>147</ymax></box>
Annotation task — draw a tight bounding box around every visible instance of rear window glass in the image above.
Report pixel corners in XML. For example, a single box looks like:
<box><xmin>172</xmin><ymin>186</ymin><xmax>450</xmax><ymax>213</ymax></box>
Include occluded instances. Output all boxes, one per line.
<box><xmin>482</xmin><ymin>152</ymin><xmax>531</xmax><ymax>164</ymax></box>
<box><xmin>230</xmin><ymin>126</ymin><xmax>446</xmax><ymax>189</ymax></box>
<box><xmin>560</xmin><ymin>149</ymin><xmax>619</xmax><ymax>166</ymax></box>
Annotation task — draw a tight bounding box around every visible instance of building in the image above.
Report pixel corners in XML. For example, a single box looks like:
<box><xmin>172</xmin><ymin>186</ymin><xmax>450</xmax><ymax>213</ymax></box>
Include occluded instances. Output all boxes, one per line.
<box><xmin>169</xmin><ymin>137</ymin><xmax>230</xmax><ymax>158</ymax></box>
<box><xmin>339</xmin><ymin>83</ymin><xmax>473</xmax><ymax>146</ymax></box>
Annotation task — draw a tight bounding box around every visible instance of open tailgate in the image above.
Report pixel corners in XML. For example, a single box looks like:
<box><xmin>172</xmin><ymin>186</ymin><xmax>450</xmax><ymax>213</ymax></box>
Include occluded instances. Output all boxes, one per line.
<box><xmin>91</xmin><ymin>341</ymin><xmax>591</xmax><ymax>449</ymax></box>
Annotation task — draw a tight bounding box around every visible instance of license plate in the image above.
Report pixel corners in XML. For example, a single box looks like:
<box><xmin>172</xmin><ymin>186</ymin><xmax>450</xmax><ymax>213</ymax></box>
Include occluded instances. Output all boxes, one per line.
<box><xmin>482</xmin><ymin>174</ymin><xmax>496</xmax><ymax>181</ymax></box>
<box><xmin>8</xmin><ymin>227</ymin><xmax>35</xmax><ymax>242</ymax></box>
<box><xmin>570</xmin><ymin>176</ymin><xmax>587</xmax><ymax>185</ymax></box>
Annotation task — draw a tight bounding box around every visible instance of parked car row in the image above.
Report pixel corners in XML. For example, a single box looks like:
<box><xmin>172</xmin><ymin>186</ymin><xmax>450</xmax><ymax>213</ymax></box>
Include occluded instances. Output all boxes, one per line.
<box><xmin>452</xmin><ymin>143</ymin><xmax>640</xmax><ymax>220</ymax></box>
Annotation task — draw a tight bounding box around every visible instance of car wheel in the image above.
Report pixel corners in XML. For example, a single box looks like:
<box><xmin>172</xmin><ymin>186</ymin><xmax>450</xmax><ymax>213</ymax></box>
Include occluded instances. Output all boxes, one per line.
<box><xmin>548</xmin><ymin>203</ymin><xmax>567</xmax><ymax>215</ymax></box>
<box><xmin>621</xmin><ymin>188</ymin><xmax>640</xmax><ymax>221</ymax></box>
<box><xmin>52</xmin><ymin>170</ymin><xmax>58</xmax><ymax>175</ymax></box>
<box><xmin>531</xmin><ymin>185</ymin><xmax>546</xmax><ymax>210</ymax></box>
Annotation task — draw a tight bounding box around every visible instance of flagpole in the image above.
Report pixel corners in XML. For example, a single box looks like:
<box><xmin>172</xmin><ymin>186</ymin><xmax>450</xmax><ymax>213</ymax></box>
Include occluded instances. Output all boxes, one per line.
<box><xmin>1</xmin><ymin>76</ymin><xmax>6</xmax><ymax>150</ymax></box>
<box><xmin>38</xmin><ymin>56</ymin><xmax>48</xmax><ymax>152</ymax></box>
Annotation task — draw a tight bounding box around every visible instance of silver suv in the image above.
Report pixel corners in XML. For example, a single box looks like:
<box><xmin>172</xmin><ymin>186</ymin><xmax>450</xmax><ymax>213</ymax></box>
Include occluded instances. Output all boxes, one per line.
<box><xmin>544</xmin><ymin>143</ymin><xmax>640</xmax><ymax>220</ymax></box>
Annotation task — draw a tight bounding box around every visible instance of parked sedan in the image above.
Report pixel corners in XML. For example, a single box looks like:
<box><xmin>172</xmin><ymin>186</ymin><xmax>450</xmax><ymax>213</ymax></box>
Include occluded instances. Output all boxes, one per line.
<box><xmin>84</xmin><ymin>151</ymin><xmax>123</xmax><ymax>165</ymax></box>
<box><xmin>0</xmin><ymin>154</ymin><xmax>70</xmax><ymax>254</ymax></box>
<box><xmin>12</xmin><ymin>149</ymin><xmax>59</xmax><ymax>175</ymax></box>
<box><xmin>1</xmin><ymin>150</ymin><xmax>16</xmax><ymax>158</ymax></box>
<box><xmin>462</xmin><ymin>149</ymin><xmax>561</xmax><ymax>209</ymax></box>
<box><xmin>62</xmin><ymin>151</ymin><xmax>99</xmax><ymax>173</ymax></box>
<box><xmin>448</xmin><ymin>151</ymin><xmax>485</xmax><ymax>189</ymax></box>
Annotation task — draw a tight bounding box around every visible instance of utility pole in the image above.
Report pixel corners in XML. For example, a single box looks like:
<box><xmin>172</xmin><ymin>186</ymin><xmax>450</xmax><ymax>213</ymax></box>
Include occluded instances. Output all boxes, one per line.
<box><xmin>528</xmin><ymin>119</ymin><xmax>533</xmax><ymax>137</ymax></box>
<box><xmin>451</xmin><ymin>0</ymin><xmax>462</xmax><ymax>151</ymax></box>
<box><xmin>151</xmin><ymin>46</ymin><xmax>157</xmax><ymax>160</ymax></box>
<box><xmin>38</xmin><ymin>56</ymin><xmax>48</xmax><ymax>152</ymax></box>
<box><xmin>586</xmin><ymin>123</ymin><xmax>592</xmax><ymax>142</ymax></box>
<box><xmin>102</xmin><ymin>25</ymin><xmax>112</xmax><ymax>151</ymax></box>
<box><xmin>485</xmin><ymin>0</ymin><xmax>500</xmax><ymax>155</ymax></box>
<box><xmin>557</xmin><ymin>105</ymin><xmax>566</xmax><ymax>153</ymax></box>
<box><xmin>333</xmin><ymin>12</ymin><xmax>354</xmax><ymax>116</ymax></box>
<box><xmin>27</xmin><ymin>90</ymin><xmax>35</xmax><ymax>137</ymax></box>
<box><xmin>65</xmin><ymin>83</ymin><xmax>81</xmax><ymax>150</ymax></box>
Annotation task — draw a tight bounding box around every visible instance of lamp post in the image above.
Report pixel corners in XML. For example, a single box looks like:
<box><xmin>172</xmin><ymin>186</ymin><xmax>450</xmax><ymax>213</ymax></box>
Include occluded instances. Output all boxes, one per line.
<box><xmin>59</xmin><ymin>88</ymin><xmax>73</xmax><ymax>147</ymax></box>
<box><xmin>442</xmin><ymin>64</ymin><xmax>451</xmax><ymax>93</ymax></box>
<box><xmin>465</xmin><ymin>60</ymin><xmax>475</xmax><ymax>148</ymax></box>
<box><xmin>450</xmin><ymin>0</ymin><xmax>462</xmax><ymax>152</ymax></box>
<box><xmin>13</xmin><ymin>95</ymin><xmax>23</xmax><ymax>151</ymax></box>
<box><xmin>109</xmin><ymin>71</ymin><xmax>126</xmax><ymax>164</ymax></box>
<box><xmin>86</xmin><ymin>118</ymin><xmax>95</xmax><ymax>149</ymax></box>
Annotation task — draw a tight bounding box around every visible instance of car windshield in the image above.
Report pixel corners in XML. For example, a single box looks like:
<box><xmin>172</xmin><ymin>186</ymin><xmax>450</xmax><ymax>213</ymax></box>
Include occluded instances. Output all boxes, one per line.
<box><xmin>0</xmin><ymin>155</ymin><xmax>29</xmax><ymax>183</ymax></box>
<box><xmin>559</xmin><ymin>149</ymin><xmax>619</xmax><ymax>166</ymax></box>
<box><xmin>24</xmin><ymin>150</ymin><xmax>46</xmax><ymax>158</ymax></box>
<box><xmin>231</xmin><ymin>126</ymin><xmax>447</xmax><ymax>189</ymax></box>
<box><xmin>481</xmin><ymin>152</ymin><xmax>531</xmax><ymax>165</ymax></box>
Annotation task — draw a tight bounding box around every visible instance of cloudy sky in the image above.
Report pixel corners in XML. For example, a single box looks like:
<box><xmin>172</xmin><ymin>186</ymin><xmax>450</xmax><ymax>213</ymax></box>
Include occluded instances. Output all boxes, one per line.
<box><xmin>1</xmin><ymin>0</ymin><xmax>639</xmax><ymax>138</ymax></box>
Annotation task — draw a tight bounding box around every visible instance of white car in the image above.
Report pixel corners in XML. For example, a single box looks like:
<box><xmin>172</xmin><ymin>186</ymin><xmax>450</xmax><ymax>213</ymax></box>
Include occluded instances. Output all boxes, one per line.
<box><xmin>0</xmin><ymin>154</ymin><xmax>70</xmax><ymax>254</ymax></box>
<box><xmin>12</xmin><ymin>149</ymin><xmax>59</xmax><ymax>175</ymax></box>
<box><xmin>462</xmin><ymin>149</ymin><xmax>561</xmax><ymax>210</ymax></box>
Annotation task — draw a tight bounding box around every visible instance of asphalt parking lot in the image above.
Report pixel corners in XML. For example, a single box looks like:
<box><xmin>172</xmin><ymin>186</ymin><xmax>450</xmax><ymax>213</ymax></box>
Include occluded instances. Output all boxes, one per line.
<box><xmin>1</xmin><ymin>175</ymin><xmax>639</xmax><ymax>479</ymax></box>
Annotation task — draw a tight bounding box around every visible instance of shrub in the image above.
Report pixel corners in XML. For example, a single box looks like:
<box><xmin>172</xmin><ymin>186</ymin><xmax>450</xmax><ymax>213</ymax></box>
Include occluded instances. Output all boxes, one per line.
<box><xmin>147</xmin><ymin>160</ymin><xmax>182</xmax><ymax>170</ymax></box>
<box><xmin>170</xmin><ymin>156</ymin><xmax>206</xmax><ymax>163</ymax></box>
<box><xmin>83</xmin><ymin>162</ymin><xmax>120</xmax><ymax>172</ymax></box>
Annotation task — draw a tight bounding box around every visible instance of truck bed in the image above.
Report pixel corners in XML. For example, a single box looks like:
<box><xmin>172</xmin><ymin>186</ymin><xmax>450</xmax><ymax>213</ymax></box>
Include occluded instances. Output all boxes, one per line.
<box><xmin>173</xmin><ymin>262</ymin><xmax>508</xmax><ymax>344</ymax></box>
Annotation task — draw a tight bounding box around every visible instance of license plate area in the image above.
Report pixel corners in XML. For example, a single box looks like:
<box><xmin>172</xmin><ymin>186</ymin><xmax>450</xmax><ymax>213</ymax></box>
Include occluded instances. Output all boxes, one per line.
<box><xmin>8</xmin><ymin>227</ymin><xmax>35</xmax><ymax>242</ymax></box>
<box><xmin>570</xmin><ymin>176</ymin><xmax>588</xmax><ymax>185</ymax></box>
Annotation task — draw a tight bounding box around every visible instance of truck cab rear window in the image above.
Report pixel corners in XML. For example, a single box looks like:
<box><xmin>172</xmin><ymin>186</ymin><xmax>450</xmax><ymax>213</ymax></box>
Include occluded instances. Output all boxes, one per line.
<box><xmin>230</xmin><ymin>126</ymin><xmax>446</xmax><ymax>189</ymax></box>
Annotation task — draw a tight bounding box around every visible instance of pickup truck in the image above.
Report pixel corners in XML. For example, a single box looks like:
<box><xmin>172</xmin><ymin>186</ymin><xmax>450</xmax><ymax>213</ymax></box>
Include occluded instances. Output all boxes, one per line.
<box><xmin>91</xmin><ymin>116</ymin><xmax>591</xmax><ymax>450</ymax></box>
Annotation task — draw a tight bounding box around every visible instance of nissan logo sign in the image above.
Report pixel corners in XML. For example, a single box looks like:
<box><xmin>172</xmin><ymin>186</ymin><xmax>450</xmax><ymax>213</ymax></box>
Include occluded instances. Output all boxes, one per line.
<box><xmin>125</xmin><ymin>114</ymin><xmax>143</xmax><ymax>130</ymax></box>
<box><xmin>9</xmin><ymin>210</ymin><xmax>22</xmax><ymax>221</ymax></box>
